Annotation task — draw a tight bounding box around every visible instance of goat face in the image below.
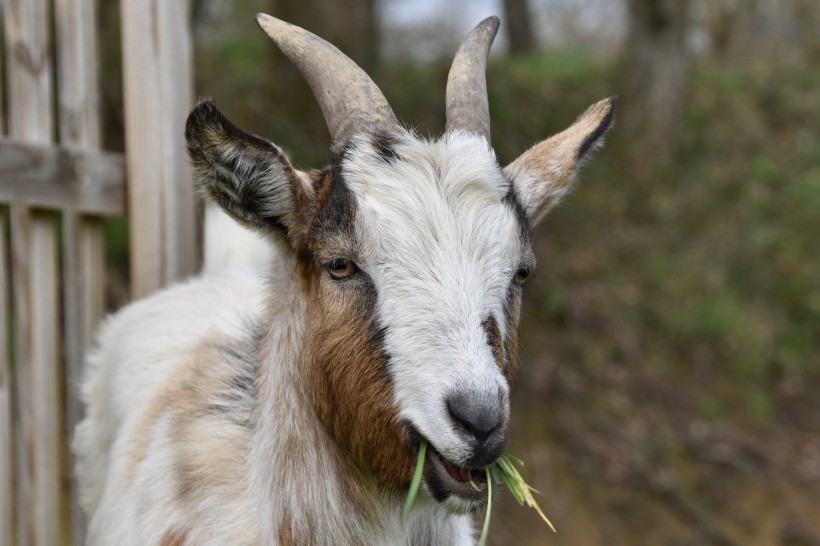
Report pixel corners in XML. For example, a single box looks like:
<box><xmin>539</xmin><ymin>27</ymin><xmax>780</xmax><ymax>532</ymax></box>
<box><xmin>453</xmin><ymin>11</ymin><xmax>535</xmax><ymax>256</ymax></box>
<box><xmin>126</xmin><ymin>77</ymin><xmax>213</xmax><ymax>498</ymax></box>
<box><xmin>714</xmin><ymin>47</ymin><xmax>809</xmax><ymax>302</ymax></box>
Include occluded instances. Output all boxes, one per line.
<box><xmin>339</xmin><ymin>131</ymin><xmax>525</xmax><ymax>513</ymax></box>
<box><xmin>185</xmin><ymin>15</ymin><xmax>613</xmax><ymax>515</ymax></box>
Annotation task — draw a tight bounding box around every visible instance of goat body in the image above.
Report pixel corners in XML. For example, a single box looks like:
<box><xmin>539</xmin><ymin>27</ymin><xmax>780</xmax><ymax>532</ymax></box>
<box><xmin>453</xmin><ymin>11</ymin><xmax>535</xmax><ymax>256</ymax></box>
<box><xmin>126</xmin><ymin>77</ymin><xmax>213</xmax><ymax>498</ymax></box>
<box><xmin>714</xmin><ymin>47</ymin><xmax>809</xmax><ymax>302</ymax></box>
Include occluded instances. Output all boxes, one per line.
<box><xmin>75</xmin><ymin>205</ymin><xmax>475</xmax><ymax>545</ymax></box>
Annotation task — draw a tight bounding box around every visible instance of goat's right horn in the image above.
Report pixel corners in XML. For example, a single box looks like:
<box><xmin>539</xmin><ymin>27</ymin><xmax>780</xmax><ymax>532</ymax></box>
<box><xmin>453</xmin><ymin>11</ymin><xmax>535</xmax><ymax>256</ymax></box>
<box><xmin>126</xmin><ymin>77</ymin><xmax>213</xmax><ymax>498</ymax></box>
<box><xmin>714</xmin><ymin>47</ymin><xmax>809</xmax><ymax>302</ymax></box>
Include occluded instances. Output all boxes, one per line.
<box><xmin>445</xmin><ymin>16</ymin><xmax>500</xmax><ymax>142</ymax></box>
<box><xmin>256</xmin><ymin>14</ymin><xmax>399</xmax><ymax>155</ymax></box>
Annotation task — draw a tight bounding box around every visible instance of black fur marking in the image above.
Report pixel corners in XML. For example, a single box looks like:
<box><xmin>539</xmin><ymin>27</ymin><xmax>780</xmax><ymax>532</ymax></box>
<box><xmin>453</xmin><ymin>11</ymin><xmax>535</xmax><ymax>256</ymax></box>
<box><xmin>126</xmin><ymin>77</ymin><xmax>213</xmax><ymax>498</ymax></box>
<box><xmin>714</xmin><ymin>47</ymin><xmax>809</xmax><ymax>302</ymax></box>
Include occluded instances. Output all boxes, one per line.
<box><xmin>308</xmin><ymin>165</ymin><xmax>357</xmax><ymax>244</ymax></box>
<box><xmin>577</xmin><ymin>98</ymin><xmax>615</xmax><ymax>160</ymax></box>
<box><xmin>503</xmin><ymin>184</ymin><xmax>532</xmax><ymax>242</ymax></box>
<box><xmin>200</xmin><ymin>338</ymin><xmax>258</xmax><ymax>429</ymax></box>
<box><xmin>481</xmin><ymin>315</ymin><xmax>504</xmax><ymax>369</ymax></box>
<box><xmin>371</xmin><ymin>324</ymin><xmax>389</xmax><ymax>345</ymax></box>
<box><xmin>228</xmin><ymin>373</ymin><xmax>256</xmax><ymax>400</ymax></box>
<box><xmin>185</xmin><ymin>99</ymin><xmax>276</xmax><ymax>155</ymax></box>
<box><xmin>372</xmin><ymin>132</ymin><xmax>400</xmax><ymax>163</ymax></box>
<box><xmin>370</xmin><ymin>322</ymin><xmax>392</xmax><ymax>372</ymax></box>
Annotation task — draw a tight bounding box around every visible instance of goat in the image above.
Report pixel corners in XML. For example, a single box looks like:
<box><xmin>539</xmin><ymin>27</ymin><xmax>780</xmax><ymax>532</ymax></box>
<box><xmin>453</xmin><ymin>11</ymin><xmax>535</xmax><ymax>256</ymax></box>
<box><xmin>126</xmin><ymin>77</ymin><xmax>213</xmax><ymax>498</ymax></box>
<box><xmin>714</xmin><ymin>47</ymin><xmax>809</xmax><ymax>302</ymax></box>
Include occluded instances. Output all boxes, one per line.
<box><xmin>73</xmin><ymin>14</ymin><xmax>614</xmax><ymax>546</ymax></box>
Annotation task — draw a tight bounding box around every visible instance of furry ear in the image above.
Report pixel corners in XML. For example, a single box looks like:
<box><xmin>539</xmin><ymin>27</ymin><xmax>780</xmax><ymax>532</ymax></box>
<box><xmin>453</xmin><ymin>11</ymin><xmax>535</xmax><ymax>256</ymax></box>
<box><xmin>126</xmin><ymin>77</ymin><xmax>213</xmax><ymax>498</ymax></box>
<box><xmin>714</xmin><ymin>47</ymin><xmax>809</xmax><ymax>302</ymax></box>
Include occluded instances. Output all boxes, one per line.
<box><xmin>185</xmin><ymin>99</ymin><xmax>308</xmax><ymax>235</ymax></box>
<box><xmin>504</xmin><ymin>97</ymin><xmax>615</xmax><ymax>226</ymax></box>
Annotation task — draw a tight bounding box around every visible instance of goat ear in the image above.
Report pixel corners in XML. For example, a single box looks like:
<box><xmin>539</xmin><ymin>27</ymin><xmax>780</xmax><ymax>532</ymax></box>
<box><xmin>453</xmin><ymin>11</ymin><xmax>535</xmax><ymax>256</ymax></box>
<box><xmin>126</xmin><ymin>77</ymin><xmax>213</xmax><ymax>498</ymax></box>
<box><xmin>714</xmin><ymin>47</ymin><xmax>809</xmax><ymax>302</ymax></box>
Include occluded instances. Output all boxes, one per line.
<box><xmin>185</xmin><ymin>99</ymin><xmax>310</xmax><ymax>234</ymax></box>
<box><xmin>504</xmin><ymin>97</ymin><xmax>614</xmax><ymax>226</ymax></box>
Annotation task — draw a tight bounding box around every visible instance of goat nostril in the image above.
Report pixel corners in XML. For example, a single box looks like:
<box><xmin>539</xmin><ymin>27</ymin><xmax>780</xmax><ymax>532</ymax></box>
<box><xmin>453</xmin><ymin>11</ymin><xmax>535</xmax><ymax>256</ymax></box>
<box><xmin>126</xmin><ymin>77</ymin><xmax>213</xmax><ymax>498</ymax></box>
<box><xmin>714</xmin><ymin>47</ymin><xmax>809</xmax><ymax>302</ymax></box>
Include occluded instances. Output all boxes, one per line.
<box><xmin>446</xmin><ymin>394</ymin><xmax>503</xmax><ymax>444</ymax></box>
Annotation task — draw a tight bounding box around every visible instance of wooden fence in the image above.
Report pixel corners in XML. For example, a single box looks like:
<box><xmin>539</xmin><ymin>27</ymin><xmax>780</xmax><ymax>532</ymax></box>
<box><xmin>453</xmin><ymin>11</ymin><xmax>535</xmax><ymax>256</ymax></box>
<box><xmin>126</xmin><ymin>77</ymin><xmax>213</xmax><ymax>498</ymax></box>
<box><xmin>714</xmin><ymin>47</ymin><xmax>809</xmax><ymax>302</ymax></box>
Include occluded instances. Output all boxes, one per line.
<box><xmin>0</xmin><ymin>0</ymin><xmax>196</xmax><ymax>544</ymax></box>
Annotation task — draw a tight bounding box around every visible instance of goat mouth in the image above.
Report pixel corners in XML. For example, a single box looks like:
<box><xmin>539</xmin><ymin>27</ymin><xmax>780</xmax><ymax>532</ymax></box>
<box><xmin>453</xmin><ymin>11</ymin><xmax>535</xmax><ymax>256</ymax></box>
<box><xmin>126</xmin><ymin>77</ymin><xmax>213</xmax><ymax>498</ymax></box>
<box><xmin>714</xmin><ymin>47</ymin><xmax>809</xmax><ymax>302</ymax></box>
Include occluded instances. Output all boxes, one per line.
<box><xmin>404</xmin><ymin>425</ymin><xmax>489</xmax><ymax>511</ymax></box>
<box><xmin>424</xmin><ymin>445</ymin><xmax>488</xmax><ymax>507</ymax></box>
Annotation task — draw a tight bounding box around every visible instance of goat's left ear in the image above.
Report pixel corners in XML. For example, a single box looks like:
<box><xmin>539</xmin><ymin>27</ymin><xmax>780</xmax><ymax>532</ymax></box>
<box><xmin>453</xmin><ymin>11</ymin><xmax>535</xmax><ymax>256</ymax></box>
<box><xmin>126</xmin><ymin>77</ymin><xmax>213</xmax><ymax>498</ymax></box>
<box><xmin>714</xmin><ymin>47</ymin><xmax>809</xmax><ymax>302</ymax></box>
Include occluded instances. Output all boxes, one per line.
<box><xmin>185</xmin><ymin>99</ymin><xmax>312</xmax><ymax>236</ymax></box>
<box><xmin>504</xmin><ymin>97</ymin><xmax>614</xmax><ymax>226</ymax></box>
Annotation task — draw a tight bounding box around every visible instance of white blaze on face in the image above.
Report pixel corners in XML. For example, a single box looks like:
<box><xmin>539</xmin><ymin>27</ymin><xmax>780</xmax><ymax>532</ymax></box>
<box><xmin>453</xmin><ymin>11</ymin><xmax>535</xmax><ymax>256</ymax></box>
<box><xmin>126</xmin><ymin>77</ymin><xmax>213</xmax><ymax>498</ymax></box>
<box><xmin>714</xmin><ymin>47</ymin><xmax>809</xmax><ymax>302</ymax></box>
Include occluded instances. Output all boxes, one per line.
<box><xmin>342</xmin><ymin>130</ymin><xmax>526</xmax><ymax>464</ymax></box>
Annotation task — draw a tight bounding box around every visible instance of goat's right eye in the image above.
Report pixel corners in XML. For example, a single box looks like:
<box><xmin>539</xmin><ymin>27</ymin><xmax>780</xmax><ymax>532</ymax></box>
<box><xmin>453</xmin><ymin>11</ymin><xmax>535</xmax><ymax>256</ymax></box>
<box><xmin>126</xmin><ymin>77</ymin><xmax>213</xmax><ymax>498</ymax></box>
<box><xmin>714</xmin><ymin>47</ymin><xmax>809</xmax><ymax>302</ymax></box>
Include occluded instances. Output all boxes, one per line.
<box><xmin>326</xmin><ymin>258</ymin><xmax>357</xmax><ymax>280</ymax></box>
<box><xmin>513</xmin><ymin>266</ymin><xmax>532</xmax><ymax>285</ymax></box>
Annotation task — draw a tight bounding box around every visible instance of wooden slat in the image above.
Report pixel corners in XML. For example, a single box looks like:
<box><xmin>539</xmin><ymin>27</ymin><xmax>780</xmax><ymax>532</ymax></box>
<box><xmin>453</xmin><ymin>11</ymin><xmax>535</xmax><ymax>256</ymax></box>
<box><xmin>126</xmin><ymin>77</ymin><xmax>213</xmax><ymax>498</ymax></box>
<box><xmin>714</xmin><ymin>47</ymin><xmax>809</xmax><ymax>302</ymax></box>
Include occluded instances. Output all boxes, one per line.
<box><xmin>9</xmin><ymin>207</ymin><xmax>33</xmax><ymax>546</ymax></box>
<box><xmin>0</xmin><ymin>208</ymin><xmax>13</xmax><ymax>546</ymax></box>
<box><xmin>5</xmin><ymin>0</ymin><xmax>66</xmax><ymax>544</ymax></box>
<box><xmin>121</xmin><ymin>0</ymin><xmax>197</xmax><ymax>298</ymax></box>
<box><xmin>29</xmin><ymin>215</ymin><xmax>63</xmax><ymax>546</ymax></box>
<box><xmin>0</xmin><ymin>138</ymin><xmax>125</xmax><ymax>215</ymax></box>
<box><xmin>0</xmin><ymin>5</ymin><xmax>4</xmax><ymax>136</ymax></box>
<box><xmin>56</xmin><ymin>0</ymin><xmax>107</xmax><ymax>542</ymax></box>
<box><xmin>58</xmin><ymin>214</ymin><xmax>104</xmax><ymax>542</ymax></box>
<box><xmin>0</xmin><ymin>8</ymin><xmax>9</xmax><ymax>541</ymax></box>
<box><xmin>4</xmin><ymin>2</ymin><xmax>52</xmax><ymax>140</ymax></box>
<box><xmin>55</xmin><ymin>0</ymin><xmax>100</xmax><ymax>150</ymax></box>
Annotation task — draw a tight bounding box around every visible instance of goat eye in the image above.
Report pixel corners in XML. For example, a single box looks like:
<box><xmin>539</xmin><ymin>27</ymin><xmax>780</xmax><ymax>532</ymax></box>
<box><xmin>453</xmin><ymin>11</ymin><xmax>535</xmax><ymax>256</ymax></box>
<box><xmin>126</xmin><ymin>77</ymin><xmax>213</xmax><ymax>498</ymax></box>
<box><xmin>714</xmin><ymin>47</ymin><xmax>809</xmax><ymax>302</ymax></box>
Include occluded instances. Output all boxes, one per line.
<box><xmin>327</xmin><ymin>258</ymin><xmax>357</xmax><ymax>280</ymax></box>
<box><xmin>513</xmin><ymin>266</ymin><xmax>532</xmax><ymax>285</ymax></box>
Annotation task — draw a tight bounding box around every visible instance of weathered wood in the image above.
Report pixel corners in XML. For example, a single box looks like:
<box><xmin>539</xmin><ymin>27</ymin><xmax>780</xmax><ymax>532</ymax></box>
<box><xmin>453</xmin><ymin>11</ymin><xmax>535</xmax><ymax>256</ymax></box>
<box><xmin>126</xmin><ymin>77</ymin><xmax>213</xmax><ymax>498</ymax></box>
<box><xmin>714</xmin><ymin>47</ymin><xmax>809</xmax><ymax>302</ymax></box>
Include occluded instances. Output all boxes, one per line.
<box><xmin>0</xmin><ymin>208</ymin><xmax>13</xmax><ymax>546</ymax></box>
<box><xmin>60</xmin><ymin>212</ymin><xmax>104</xmax><ymax>546</ymax></box>
<box><xmin>55</xmin><ymin>0</ymin><xmax>106</xmax><ymax>542</ymax></box>
<box><xmin>5</xmin><ymin>0</ymin><xmax>67</xmax><ymax>544</ymax></box>
<box><xmin>5</xmin><ymin>0</ymin><xmax>52</xmax><ymax>141</ymax></box>
<box><xmin>29</xmin><ymin>214</ymin><xmax>64</xmax><ymax>546</ymax></box>
<box><xmin>121</xmin><ymin>0</ymin><xmax>197</xmax><ymax>298</ymax></box>
<box><xmin>0</xmin><ymin>7</ymin><xmax>4</xmax><ymax>136</ymax></box>
<box><xmin>0</xmin><ymin>138</ymin><xmax>125</xmax><ymax>215</ymax></box>
<box><xmin>9</xmin><ymin>207</ymin><xmax>33</xmax><ymax>546</ymax></box>
<box><xmin>55</xmin><ymin>0</ymin><xmax>100</xmax><ymax>150</ymax></box>
<box><xmin>0</xmin><ymin>4</ymin><xmax>8</xmax><ymax>536</ymax></box>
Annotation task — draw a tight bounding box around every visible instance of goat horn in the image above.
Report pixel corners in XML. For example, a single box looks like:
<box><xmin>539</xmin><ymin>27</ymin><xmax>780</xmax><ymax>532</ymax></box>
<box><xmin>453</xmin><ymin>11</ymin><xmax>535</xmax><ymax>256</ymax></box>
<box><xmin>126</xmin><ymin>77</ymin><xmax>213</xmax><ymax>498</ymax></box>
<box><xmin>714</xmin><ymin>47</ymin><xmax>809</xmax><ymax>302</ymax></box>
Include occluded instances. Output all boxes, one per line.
<box><xmin>445</xmin><ymin>16</ymin><xmax>500</xmax><ymax>142</ymax></box>
<box><xmin>256</xmin><ymin>14</ymin><xmax>399</xmax><ymax>155</ymax></box>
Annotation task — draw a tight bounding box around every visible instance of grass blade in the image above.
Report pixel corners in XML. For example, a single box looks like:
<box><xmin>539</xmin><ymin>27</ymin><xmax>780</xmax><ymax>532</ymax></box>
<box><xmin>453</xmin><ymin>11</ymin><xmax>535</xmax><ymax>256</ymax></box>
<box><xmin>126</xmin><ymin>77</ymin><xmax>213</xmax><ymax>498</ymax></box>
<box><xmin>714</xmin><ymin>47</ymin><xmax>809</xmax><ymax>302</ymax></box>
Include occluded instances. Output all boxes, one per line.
<box><xmin>496</xmin><ymin>453</ymin><xmax>556</xmax><ymax>533</ymax></box>
<box><xmin>402</xmin><ymin>445</ymin><xmax>555</xmax><ymax>540</ymax></box>
<box><xmin>478</xmin><ymin>468</ymin><xmax>492</xmax><ymax>546</ymax></box>
<box><xmin>403</xmin><ymin>440</ymin><xmax>427</xmax><ymax>521</ymax></box>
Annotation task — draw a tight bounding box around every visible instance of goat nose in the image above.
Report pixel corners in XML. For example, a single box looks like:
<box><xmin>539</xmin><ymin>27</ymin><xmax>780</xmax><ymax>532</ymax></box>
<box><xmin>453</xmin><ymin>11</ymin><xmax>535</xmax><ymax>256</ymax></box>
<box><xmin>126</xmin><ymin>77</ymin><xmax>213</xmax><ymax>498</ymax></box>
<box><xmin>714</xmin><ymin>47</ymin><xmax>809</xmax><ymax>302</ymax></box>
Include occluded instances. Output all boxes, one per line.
<box><xmin>446</xmin><ymin>391</ymin><xmax>505</xmax><ymax>444</ymax></box>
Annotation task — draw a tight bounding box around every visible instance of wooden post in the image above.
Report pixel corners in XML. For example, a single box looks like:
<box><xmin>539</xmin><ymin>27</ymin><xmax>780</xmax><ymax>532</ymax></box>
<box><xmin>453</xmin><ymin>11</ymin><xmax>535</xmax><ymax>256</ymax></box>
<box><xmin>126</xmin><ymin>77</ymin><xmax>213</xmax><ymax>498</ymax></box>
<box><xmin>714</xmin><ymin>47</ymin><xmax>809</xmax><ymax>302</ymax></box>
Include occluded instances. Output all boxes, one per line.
<box><xmin>55</xmin><ymin>0</ymin><xmax>104</xmax><ymax>542</ymax></box>
<box><xmin>1</xmin><ymin>207</ymin><xmax>12</xmax><ymax>546</ymax></box>
<box><xmin>121</xmin><ymin>0</ymin><xmax>197</xmax><ymax>298</ymax></box>
<box><xmin>4</xmin><ymin>0</ymin><xmax>67</xmax><ymax>544</ymax></box>
<box><xmin>1</xmin><ymin>5</ymin><xmax>11</xmax><ymax>546</ymax></box>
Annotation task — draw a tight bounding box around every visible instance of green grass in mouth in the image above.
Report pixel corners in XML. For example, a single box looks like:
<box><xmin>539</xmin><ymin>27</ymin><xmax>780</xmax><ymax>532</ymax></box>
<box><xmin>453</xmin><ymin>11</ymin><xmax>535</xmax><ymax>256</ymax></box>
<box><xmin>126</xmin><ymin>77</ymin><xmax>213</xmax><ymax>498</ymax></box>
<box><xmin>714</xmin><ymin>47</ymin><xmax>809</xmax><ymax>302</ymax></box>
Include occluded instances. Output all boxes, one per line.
<box><xmin>403</xmin><ymin>440</ymin><xmax>556</xmax><ymax>545</ymax></box>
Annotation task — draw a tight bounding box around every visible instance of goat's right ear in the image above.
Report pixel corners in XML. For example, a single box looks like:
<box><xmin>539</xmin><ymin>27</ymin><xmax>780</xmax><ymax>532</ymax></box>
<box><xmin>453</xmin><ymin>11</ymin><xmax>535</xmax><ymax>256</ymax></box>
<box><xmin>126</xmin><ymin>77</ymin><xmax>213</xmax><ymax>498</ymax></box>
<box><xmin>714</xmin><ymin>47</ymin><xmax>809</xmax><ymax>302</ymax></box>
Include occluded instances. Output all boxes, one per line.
<box><xmin>504</xmin><ymin>97</ymin><xmax>615</xmax><ymax>227</ymax></box>
<box><xmin>185</xmin><ymin>99</ymin><xmax>311</xmax><ymax>235</ymax></box>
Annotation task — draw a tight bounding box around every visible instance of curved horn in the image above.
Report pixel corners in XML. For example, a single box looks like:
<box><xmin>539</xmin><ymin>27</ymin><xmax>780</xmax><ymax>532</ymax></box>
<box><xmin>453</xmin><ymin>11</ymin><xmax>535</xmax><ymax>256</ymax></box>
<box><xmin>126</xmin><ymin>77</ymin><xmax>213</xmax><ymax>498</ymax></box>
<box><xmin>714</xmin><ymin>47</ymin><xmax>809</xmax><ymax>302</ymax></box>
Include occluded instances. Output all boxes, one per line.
<box><xmin>445</xmin><ymin>16</ymin><xmax>500</xmax><ymax>141</ymax></box>
<box><xmin>256</xmin><ymin>14</ymin><xmax>399</xmax><ymax>155</ymax></box>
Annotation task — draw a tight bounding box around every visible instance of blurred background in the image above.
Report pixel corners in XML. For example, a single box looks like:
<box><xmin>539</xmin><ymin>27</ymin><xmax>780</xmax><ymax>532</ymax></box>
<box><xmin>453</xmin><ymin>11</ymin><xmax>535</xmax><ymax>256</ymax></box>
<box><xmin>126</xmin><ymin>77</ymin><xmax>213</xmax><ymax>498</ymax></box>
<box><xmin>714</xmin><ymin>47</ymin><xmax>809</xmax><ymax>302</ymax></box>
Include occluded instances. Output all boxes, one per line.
<box><xmin>96</xmin><ymin>0</ymin><xmax>820</xmax><ymax>544</ymax></box>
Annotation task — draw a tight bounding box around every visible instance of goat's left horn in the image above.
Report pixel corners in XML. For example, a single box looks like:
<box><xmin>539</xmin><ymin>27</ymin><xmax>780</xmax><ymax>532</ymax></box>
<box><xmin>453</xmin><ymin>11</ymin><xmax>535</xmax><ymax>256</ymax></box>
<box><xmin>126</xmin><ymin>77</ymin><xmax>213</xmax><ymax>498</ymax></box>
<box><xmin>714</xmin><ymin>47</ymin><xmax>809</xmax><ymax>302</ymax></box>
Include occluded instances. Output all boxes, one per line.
<box><xmin>256</xmin><ymin>13</ymin><xmax>399</xmax><ymax>155</ymax></box>
<box><xmin>445</xmin><ymin>16</ymin><xmax>500</xmax><ymax>142</ymax></box>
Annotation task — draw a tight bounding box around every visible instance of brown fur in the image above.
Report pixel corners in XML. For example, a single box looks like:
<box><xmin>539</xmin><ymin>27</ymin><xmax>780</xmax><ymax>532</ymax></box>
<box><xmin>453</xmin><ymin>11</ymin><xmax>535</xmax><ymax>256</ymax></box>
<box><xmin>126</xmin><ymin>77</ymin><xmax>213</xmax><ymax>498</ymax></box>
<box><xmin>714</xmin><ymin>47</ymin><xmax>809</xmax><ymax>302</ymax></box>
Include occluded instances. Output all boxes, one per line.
<box><xmin>160</xmin><ymin>528</ymin><xmax>189</xmax><ymax>546</ymax></box>
<box><xmin>293</xmin><ymin>160</ymin><xmax>414</xmax><ymax>495</ymax></box>
<box><xmin>126</xmin><ymin>338</ymin><xmax>256</xmax><ymax>525</ymax></box>
<box><xmin>276</xmin><ymin>506</ymin><xmax>306</xmax><ymax>546</ymax></box>
<box><xmin>303</xmin><ymin>279</ymin><xmax>412</xmax><ymax>489</ymax></box>
<box><xmin>503</xmin><ymin>287</ymin><xmax>523</xmax><ymax>381</ymax></box>
<box><xmin>482</xmin><ymin>315</ymin><xmax>504</xmax><ymax>370</ymax></box>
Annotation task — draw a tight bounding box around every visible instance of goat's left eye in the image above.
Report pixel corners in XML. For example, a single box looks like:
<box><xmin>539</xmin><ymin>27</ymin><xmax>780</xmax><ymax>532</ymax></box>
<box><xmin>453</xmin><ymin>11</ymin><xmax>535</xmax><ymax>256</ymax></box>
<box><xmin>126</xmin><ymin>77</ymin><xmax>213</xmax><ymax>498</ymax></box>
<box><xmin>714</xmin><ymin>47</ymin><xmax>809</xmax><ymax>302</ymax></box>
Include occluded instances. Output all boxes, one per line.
<box><xmin>326</xmin><ymin>258</ymin><xmax>357</xmax><ymax>280</ymax></box>
<box><xmin>513</xmin><ymin>266</ymin><xmax>532</xmax><ymax>285</ymax></box>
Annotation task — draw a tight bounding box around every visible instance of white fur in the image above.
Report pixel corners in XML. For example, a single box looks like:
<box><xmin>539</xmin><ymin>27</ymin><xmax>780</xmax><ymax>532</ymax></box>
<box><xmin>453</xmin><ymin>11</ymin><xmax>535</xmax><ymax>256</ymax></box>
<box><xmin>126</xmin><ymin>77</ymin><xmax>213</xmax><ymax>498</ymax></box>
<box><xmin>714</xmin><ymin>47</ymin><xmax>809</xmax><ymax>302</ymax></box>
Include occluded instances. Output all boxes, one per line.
<box><xmin>202</xmin><ymin>204</ymin><xmax>274</xmax><ymax>274</ymax></box>
<box><xmin>74</xmin><ymin>263</ymin><xmax>268</xmax><ymax>544</ymax></box>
